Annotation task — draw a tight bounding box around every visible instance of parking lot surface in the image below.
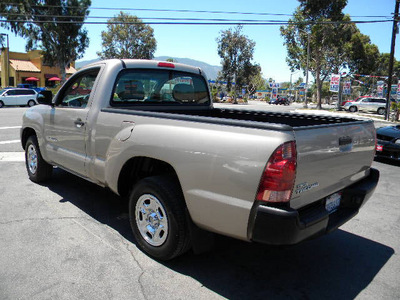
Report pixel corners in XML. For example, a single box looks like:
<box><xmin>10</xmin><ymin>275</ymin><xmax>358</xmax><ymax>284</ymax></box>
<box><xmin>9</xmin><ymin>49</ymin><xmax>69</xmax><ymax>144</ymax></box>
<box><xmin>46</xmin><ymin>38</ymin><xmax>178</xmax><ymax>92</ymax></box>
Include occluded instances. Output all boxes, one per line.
<box><xmin>1</xmin><ymin>106</ymin><xmax>399</xmax><ymax>299</ymax></box>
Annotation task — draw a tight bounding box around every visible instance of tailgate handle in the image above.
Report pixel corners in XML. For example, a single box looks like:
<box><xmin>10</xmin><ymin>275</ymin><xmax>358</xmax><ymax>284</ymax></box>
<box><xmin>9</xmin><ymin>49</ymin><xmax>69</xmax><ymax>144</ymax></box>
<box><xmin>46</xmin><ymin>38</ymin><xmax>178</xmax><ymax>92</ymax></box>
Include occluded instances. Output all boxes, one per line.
<box><xmin>339</xmin><ymin>136</ymin><xmax>352</xmax><ymax>146</ymax></box>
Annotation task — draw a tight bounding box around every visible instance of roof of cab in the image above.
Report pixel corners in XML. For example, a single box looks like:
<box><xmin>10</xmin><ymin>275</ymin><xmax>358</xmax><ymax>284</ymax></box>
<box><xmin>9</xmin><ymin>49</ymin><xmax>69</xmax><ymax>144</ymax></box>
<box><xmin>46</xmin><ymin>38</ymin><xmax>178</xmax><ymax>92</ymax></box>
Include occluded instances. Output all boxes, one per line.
<box><xmin>82</xmin><ymin>59</ymin><xmax>204</xmax><ymax>77</ymax></box>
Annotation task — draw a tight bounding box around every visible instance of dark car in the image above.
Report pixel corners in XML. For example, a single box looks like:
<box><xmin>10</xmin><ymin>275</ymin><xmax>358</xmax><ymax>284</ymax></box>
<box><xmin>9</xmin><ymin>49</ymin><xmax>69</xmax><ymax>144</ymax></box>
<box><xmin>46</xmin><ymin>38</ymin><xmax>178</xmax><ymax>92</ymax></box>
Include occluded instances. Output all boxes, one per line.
<box><xmin>376</xmin><ymin>125</ymin><xmax>400</xmax><ymax>161</ymax></box>
<box><xmin>270</xmin><ymin>97</ymin><xmax>290</xmax><ymax>105</ymax></box>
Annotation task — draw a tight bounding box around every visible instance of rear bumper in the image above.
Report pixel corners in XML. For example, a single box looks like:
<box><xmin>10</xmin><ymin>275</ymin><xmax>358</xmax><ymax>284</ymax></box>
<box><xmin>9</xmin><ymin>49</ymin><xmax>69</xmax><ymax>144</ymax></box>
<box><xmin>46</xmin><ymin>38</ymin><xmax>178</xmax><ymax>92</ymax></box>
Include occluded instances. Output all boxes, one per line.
<box><xmin>248</xmin><ymin>168</ymin><xmax>379</xmax><ymax>245</ymax></box>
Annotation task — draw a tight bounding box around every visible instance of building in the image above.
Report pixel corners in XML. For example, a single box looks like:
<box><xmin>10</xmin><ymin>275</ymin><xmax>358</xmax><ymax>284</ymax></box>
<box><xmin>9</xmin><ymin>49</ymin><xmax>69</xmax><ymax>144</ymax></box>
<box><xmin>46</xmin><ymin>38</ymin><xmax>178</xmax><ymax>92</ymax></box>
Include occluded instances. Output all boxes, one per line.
<box><xmin>0</xmin><ymin>49</ymin><xmax>76</xmax><ymax>88</ymax></box>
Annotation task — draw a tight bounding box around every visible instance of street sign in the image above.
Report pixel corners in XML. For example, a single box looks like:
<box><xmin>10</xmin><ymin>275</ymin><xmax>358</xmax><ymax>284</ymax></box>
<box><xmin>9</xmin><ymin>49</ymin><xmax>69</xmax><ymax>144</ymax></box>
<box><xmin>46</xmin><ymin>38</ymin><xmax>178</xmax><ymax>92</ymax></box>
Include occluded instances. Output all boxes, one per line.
<box><xmin>397</xmin><ymin>80</ymin><xmax>400</xmax><ymax>99</ymax></box>
<box><xmin>343</xmin><ymin>81</ymin><xmax>351</xmax><ymax>95</ymax></box>
<box><xmin>330</xmin><ymin>74</ymin><xmax>340</xmax><ymax>92</ymax></box>
<box><xmin>377</xmin><ymin>82</ymin><xmax>384</xmax><ymax>97</ymax></box>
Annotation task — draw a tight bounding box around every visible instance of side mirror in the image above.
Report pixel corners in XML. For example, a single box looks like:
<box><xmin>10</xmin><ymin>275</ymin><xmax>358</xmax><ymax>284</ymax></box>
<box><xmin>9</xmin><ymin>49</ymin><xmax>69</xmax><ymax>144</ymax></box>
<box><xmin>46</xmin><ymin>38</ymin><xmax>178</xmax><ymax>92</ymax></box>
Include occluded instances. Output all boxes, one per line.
<box><xmin>37</xmin><ymin>90</ymin><xmax>53</xmax><ymax>106</ymax></box>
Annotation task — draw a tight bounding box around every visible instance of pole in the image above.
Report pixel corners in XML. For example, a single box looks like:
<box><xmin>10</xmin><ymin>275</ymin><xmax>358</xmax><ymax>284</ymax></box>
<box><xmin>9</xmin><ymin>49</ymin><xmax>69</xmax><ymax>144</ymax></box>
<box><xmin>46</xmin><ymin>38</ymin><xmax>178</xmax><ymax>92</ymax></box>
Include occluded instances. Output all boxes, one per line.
<box><xmin>6</xmin><ymin>34</ymin><xmax>9</xmax><ymax>87</ymax></box>
<box><xmin>304</xmin><ymin>32</ymin><xmax>310</xmax><ymax>108</ymax></box>
<box><xmin>385</xmin><ymin>0</ymin><xmax>399</xmax><ymax>121</ymax></box>
<box><xmin>338</xmin><ymin>74</ymin><xmax>343</xmax><ymax>111</ymax></box>
<box><xmin>0</xmin><ymin>33</ymin><xmax>9</xmax><ymax>87</ymax></box>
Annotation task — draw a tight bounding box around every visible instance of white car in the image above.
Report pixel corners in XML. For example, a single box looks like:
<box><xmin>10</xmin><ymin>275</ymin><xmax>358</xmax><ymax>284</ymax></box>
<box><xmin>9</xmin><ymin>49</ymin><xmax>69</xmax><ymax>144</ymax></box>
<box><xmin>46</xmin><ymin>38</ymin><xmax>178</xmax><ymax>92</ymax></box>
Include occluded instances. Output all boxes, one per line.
<box><xmin>0</xmin><ymin>88</ymin><xmax>38</xmax><ymax>108</ymax></box>
<box><xmin>344</xmin><ymin>97</ymin><xmax>387</xmax><ymax>115</ymax></box>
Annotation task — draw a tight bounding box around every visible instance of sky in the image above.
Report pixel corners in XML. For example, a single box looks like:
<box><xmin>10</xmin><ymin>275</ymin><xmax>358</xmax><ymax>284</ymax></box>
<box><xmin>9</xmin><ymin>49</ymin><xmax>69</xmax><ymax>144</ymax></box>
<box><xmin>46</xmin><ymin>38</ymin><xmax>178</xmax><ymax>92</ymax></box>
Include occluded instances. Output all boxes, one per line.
<box><xmin>1</xmin><ymin>0</ymin><xmax>399</xmax><ymax>82</ymax></box>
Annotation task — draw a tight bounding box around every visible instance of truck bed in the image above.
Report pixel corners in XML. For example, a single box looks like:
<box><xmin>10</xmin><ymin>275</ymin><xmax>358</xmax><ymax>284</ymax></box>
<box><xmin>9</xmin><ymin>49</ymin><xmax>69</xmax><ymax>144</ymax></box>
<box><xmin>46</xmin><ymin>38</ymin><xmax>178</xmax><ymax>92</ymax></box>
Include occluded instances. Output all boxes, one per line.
<box><xmin>103</xmin><ymin>107</ymin><xmax>365</xmax><ymax>130</ymax></box>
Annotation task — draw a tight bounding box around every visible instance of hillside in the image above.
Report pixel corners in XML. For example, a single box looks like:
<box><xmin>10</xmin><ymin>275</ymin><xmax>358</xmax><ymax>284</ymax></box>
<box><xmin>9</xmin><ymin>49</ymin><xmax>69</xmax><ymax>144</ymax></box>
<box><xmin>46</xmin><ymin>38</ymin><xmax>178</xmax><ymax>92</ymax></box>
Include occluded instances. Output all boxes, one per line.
<box><xmin>75</xmin><ymin>56</ymin><xmax>221</xmax><ymax>80</ymax></box>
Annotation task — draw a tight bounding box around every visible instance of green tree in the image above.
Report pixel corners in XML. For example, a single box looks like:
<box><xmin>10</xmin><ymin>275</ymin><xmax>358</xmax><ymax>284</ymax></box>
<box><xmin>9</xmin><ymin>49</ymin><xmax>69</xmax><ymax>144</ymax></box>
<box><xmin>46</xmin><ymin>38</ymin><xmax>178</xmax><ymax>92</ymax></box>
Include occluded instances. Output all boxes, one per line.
<box><xmin>247</xmin><ymin>71</ymin><xmax>266</xmax><ymax>95</ymax></box>
<box><xmin>281</xmin><ymin>0</ymin><xmax>353</xmax><ymax>109</ymax></box>
<box><xmin>97</xmin><ymin>12</ymin><xmax>157</xmax><ymax>60</ymax></box>
<box><xmin>377</xmin><ymin>53</ymin><xmax>400</xmax><ymax>78</ymax></box>
<box><xmin>346</xmin><ymin>32</ymin><xmax>380</xmax><ymax>75</ymax></box>
<box><xmin>216</xmin><ymin>25</ymin><xmax>259</xmax><ymax>103</ymax></box>
<box><xmin>0</xmin><ymin>0</ymin><xmax>91</xmax><ymax>83</ymax></box>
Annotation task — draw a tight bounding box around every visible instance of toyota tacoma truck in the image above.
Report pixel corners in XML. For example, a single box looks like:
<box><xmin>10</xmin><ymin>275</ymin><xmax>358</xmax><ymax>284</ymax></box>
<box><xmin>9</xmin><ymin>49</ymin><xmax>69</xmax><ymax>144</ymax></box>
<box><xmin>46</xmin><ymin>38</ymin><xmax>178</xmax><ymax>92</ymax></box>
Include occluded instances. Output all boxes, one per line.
<box><xmin>21</xmin><ymin>59</ymin><xmax>379</xmax><ymax>260</ymax></box>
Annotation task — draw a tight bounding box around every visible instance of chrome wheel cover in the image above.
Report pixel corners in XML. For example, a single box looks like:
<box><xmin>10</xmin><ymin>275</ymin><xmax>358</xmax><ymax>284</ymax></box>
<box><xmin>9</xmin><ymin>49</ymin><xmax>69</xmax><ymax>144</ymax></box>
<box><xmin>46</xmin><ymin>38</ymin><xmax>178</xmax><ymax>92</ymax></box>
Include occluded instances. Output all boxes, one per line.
<box><xmin>135</xmin><ymin>194</ymin><xmax>168</xmax><ymax>246</ymax></box>
<box><xmin>27</xmin><ymin>144</ymin><xmax>38</xmax><ymax>174</ymax></box>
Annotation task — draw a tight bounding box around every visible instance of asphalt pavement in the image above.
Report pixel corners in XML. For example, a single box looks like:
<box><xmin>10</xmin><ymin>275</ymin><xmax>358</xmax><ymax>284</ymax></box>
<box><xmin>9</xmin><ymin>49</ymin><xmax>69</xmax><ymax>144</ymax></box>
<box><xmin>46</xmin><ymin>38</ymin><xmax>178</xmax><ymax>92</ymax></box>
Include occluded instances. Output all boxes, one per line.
<box><xmin>0</xmin><ymin>105</ymin><xmax>399</xmax><ymax>299</ymax></box>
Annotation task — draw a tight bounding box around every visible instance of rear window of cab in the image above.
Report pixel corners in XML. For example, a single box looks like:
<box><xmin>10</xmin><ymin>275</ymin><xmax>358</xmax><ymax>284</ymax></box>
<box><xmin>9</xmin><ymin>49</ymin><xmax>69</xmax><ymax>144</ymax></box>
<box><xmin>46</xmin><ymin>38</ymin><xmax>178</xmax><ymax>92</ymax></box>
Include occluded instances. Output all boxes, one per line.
<box><xmin>111</xmin><ymin>69</ymin><xmax>210</xmax><ymax>107</ymax></box>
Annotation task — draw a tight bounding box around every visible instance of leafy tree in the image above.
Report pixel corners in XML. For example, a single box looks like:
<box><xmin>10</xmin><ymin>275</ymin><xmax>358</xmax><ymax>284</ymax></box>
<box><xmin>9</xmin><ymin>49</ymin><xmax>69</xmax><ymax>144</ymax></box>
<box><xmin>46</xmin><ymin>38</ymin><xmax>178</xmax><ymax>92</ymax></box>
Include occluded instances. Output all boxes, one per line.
<box><xmin>376</xmin><ymin>53</ymin><xmax>400</xmax><ymax>78</ymax></box>
<box><xmin>216</xmin><ymin>25</ymin><xmax>259</xmax><ymax>103</ymax></box>
<box><xmin>281</xmin><ymin>0</ymin><xmax>354</xmax><ymax>108</ymax></box>
<box><xmin>97</xmin><ymin>12</ymin><xmax>156</xmax><ymax>60</ymax></box>
<box><xmin>0</xmin><ymin>0</ymin><xmax>91</xmax><ymax>82</ymax></box>
<box><xmin>346</xmin><ymin>32</ymin><xmax>380</xmax><ymax>75</ymax></box>
<box><xmin>246</xmin><ymin>71</ymin><xmax>266</xmax><ymax>96</ymax></box>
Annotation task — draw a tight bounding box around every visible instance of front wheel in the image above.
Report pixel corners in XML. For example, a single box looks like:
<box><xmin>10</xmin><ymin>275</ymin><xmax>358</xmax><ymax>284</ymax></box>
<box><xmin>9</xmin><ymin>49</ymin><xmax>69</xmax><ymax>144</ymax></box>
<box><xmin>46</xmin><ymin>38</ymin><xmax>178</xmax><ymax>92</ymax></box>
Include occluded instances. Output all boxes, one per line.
<box><xmin>377</xmin><ymin>108</ymin><xmax>385</xmax><ymax>115</ymax></box>
<box><xmin>0</xmin><ymin>101</ymin><xmax>4</xmax><ymax>108</ymax></box>
<box><xmin>129</xmin><ymin>176</ymin><xmax>191</xmax><ymax>260</ymax></box>
<box><xmin>25</xmin><ymin>135</ymin><xmax>53</xmax><ymax>182</ymax></box>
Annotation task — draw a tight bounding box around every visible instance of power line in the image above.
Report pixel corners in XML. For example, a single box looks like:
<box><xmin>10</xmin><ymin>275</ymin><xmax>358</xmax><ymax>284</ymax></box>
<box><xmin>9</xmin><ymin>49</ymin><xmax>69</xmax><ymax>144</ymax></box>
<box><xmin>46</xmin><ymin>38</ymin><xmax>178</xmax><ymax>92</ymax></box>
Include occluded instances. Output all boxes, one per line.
<box><xmin>0</xmin><ymin>12</ymin><xmax>393</xmax><ymax>23</ymax></box>
<box><xmin>0</xmin><ymin>3</ymin><xmax>393</xmax><ymax>19</ymax></box>
<box><xmin>0</xmin><ymin>18</ymin><xmax>392</xmax><ymax>26</ymax></box>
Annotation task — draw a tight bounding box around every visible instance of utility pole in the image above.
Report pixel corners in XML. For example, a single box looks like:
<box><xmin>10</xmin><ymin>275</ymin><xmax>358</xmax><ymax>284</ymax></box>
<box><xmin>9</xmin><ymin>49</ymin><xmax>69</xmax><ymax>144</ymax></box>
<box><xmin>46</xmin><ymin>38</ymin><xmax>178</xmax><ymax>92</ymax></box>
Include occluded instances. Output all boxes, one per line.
<box><xmin>385</xmin><ymin>0</ymin><xmax>399</xmax><ymax>121</ymax></box>
<box><xmin>304</xmin><ymin>32</ymin><xmax>310</xmax><ymax>108</ymax></box>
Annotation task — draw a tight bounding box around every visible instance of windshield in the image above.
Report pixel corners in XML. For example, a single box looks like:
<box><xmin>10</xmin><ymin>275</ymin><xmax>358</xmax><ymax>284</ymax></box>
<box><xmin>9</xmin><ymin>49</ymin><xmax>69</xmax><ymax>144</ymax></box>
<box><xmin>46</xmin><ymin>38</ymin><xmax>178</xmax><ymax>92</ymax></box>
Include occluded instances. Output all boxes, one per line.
<box><xmin>111</xmin><ymin>69</ymin><xmax>210</xmax><ymax>106</ymax></box>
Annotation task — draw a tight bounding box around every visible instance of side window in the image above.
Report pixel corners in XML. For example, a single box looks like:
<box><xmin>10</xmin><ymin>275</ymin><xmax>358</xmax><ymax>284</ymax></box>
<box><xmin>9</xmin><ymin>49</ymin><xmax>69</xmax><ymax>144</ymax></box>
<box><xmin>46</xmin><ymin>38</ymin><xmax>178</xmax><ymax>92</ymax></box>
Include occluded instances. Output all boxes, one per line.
<box><xmin>6</xmin><ymin>90</ymin><xmax>16</xmax><ymax>96</ymax></box>
<box><xmin>58</xmin><ymin>68</ymin><xmax>100</xmax><ymax>108</ymax></box>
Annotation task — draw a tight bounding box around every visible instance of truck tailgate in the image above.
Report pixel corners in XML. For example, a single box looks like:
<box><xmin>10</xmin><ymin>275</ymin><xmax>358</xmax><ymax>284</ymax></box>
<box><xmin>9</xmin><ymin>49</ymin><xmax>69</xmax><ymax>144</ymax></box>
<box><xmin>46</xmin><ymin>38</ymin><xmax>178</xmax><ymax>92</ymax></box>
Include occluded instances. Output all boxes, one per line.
<box><xmin>291</xmin><ymin>120</ymin><xmax>376</xmax><ymax>209</ymax></box>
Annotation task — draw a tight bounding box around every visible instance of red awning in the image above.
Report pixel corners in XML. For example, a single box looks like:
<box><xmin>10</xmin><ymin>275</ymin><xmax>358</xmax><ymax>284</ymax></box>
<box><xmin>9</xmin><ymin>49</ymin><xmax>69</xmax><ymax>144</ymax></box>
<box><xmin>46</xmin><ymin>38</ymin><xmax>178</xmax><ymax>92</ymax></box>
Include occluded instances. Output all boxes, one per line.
<box><xmin>25</xmin><ymin>77</ymin><xmax>39</xmax><ymax>81</ymax></box>
<box><xmin>48</xmin><ymin>76</ymin><xmax>61</xmax><ymax>81</ymax></box>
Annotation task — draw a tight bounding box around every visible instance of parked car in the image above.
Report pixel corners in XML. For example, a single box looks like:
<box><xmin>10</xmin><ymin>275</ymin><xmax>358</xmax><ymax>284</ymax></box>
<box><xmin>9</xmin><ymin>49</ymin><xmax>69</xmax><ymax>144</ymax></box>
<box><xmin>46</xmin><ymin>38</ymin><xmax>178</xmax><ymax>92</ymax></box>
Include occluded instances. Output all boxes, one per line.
<box><xmin>340</xmin><ymin>95</ymin><xmax>371</xmax><ymax>107</ymax></box>
<box><xmin>376</xmin><ymin>125</ymin><xmax>400</xmax><ymax>161</ymax></box>
<box><xmin>343</xmin><ymin>97</ymin><xmax>387</xmax><ymax>115</ymax></box>
<box><xmin>0</xmin><ymin>88</ymin><xmax>38</xmax><ymax>108</ymax></box>
<box><xmin>269</xmin><ymin>97</ymin><xmax>290</xmax><ymax>105</ymax></box>
<box><xmin>275</xmin><ymin>97</ymin><xmax>290</xmax><ymax>105</ymax></box>
<box><xmin>17</xmin><ymin>83</ymin><xmax>46</xmax><ymax>93</ymax></box>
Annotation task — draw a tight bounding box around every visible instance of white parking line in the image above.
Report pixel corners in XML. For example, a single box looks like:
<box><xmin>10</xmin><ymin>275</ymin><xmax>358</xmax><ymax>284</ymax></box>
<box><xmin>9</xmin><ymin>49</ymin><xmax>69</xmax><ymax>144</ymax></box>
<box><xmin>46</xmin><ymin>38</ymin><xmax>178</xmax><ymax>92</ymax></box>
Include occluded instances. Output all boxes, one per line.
<box><xmin>0</xmin><ymin>126</ymin><xmax>22</xmax><ymax>130</ymax></box>
<box><xmin>0</xmin><ymin>152</ymin><xmax>25</xmax><ymax>162</ymax></box>
<box><xmin>0</xmin><ymin>140</ymin><xmax>20</xmax><ymax>145</ymax></box>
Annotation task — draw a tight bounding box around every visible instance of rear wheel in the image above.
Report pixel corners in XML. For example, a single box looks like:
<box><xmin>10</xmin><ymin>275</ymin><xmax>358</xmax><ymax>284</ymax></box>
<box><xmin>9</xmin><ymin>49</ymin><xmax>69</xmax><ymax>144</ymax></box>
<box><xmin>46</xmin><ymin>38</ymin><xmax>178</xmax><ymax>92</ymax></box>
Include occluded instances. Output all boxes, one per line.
<box><xmin>349</xmin><ymin>106</ymin><xmax>357</xmax><ymax>112</ymax></box>
<box><xmin>377</xmin><ymin>108</ymin><xmax>385</xmax><ymax>115</ymax></box>
<box><xmin>27</xmin><ymin>100</ymin><xmax>36</xmax><ymax>107</ymax></box>
<box><xmin>129</xmin><ymin>176</ymin><xmax>191</xmax><ymax>260</ymax></box>
<box><xmin>25</xmin><ymin>135</ymin><xmax>53</xmax><ymax>182</ymax></box>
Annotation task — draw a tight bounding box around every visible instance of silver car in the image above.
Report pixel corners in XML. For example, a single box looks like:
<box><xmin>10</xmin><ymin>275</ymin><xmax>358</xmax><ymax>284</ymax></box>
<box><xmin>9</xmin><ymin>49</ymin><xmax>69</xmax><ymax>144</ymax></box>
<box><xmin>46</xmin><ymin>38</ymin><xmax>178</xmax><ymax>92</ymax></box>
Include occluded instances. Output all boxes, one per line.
<box><xmin>0</xmin><ymin>88</ymin><xmax>38</xmax><ymax>108</ymax></box>
<box><xmin>344</xmin><ymin>97</ymin><xmax>387</xmax><ymax>115</ymax></box>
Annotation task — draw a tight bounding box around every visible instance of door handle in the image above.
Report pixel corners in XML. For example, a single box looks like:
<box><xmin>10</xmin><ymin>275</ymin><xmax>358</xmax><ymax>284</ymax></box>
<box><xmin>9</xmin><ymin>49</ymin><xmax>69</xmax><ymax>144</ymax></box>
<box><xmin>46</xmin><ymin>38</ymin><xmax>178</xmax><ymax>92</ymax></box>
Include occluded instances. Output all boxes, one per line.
<box><xmin>74</xmin><ymin>118</ymin><xmax>85</xmax><ymax>128</ymax></box>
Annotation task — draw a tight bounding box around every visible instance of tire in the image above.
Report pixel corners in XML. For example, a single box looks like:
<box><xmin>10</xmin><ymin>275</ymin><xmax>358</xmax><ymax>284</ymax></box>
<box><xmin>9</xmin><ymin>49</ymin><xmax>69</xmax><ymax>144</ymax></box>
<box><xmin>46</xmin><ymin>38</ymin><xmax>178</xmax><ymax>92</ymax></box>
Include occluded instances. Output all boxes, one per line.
<box><xmin>27</xmin><ymin>100</ymin><xmax>36</xmax><ymax>107</ymax></box>
<box><xmin>129</xmin><ymin>176</ymin><xmax>191</xmax><ymax>260</ymax></box>
<box><xmin>377</xmin><ymin>108</ymin><xmax>385</xmax><ymax>115</ymax></box>
<box><xmin>25</xmin><ymin>135</ymin><xmax>53</xmax><ymax>183</ymax></box>
<box><xmin>349</xmin><ymin>106</ymin><xmax>357</xmax><ymax>113</ymax></box>
<box><xmin>0</xmin><ymin>101</ymin><xmax>4</xmax><ymax>108</ymax></box>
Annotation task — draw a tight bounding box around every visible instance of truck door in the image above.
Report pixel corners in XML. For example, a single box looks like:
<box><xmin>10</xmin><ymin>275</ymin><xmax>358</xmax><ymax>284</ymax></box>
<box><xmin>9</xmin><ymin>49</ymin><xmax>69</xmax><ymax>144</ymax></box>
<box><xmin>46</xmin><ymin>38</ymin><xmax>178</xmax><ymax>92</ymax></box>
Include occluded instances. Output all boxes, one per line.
<box><xmin>43</xmin><ymin>68</ymin><xmax>100</xmax><ymax>176</ymax></box>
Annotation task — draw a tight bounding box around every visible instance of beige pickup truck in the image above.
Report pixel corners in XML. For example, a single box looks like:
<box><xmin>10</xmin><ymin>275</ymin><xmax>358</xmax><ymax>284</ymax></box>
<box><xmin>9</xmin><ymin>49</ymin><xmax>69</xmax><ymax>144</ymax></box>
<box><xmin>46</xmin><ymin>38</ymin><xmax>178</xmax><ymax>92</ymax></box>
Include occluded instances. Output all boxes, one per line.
<box><xmin>21</xmin><ymin>59</ymin><xmax>379</xmax><ymax>260</ymax></box>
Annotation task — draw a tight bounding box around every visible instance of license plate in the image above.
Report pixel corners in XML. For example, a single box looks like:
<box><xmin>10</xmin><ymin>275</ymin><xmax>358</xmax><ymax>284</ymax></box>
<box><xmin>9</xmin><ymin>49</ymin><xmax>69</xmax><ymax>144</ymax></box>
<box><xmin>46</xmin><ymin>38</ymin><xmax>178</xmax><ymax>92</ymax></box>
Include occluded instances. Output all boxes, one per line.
<box><xmin>376</xmin><ymin>144</ymin><xmax>383</xmax><ymax>152</ymax></box>
<box><xmin>325</xmin><ymin>192</ymin><xmax>341</xmax><ymax>213</ymax></box>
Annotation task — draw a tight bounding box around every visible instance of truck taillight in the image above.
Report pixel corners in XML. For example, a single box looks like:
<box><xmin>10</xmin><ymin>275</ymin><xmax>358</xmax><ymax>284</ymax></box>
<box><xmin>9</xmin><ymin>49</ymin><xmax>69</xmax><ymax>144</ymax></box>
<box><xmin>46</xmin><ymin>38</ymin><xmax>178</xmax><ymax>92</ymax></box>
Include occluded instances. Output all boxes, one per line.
<box><xmin>256</xmin><ymin>141</ymin><xmax>297</xmax><ymax>203</ymax></box>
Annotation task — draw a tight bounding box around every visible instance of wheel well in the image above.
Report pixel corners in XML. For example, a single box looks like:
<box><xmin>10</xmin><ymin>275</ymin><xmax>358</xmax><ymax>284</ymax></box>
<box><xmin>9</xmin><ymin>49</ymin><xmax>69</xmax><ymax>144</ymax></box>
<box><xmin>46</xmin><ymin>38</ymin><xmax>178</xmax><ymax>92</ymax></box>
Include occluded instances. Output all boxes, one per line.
<box><xmin>21</xmin><ymin>127</ymin><xmax>36</xmax><ymax>150</ymax></box>
<box><xmin>117</xmin><ymin>156</ymin><xmax>181</xmax><ymax>198</ymax></box>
